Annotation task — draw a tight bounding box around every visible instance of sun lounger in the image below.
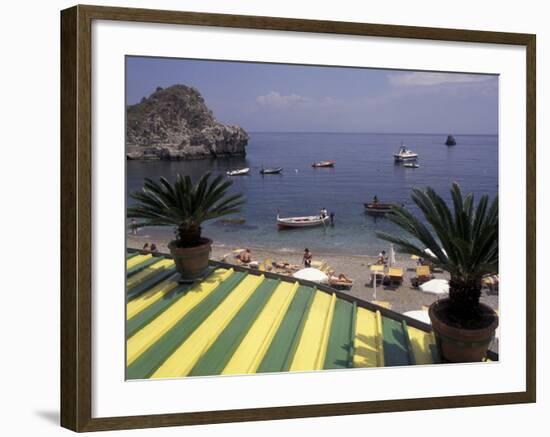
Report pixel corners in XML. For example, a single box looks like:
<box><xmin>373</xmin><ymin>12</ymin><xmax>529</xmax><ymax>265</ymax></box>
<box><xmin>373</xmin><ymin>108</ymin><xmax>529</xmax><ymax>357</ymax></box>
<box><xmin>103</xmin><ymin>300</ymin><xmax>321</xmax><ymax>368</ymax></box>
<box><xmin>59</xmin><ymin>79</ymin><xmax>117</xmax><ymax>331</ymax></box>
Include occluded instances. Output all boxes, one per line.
<box><xmin>369</xmin><ymin>265</ymin><xmax>385</xmax><ymax>285</ymax></box>
<box><xmin>411</xmin><ymin>265</ymin><xmax>432</xmax><ymax>287</ymax></box>
<box><xmin>388</xmin><ymin>267</ymin><xmax>404</xmax><ymax>286</ymax></box>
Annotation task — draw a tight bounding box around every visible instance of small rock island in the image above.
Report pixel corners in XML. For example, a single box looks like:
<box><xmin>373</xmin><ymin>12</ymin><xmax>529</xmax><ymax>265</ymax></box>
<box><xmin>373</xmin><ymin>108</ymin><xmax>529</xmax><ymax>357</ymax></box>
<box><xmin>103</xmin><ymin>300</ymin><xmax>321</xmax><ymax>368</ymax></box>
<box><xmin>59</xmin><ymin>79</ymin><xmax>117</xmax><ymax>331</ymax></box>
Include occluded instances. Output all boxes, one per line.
<box><xmin>126</xmin><ymin>85</ymin><xmax>248</xmax><ymax>160</ymax></box>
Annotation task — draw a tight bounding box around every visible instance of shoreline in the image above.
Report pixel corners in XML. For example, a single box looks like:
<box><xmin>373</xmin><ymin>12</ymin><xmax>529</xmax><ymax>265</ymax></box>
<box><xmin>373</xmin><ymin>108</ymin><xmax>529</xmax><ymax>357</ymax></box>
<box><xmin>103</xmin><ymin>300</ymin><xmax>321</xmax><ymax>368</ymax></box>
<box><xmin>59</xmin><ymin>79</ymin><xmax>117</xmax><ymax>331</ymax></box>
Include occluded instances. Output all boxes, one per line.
<box><xmin>127</xmin><ymin>234</ymin><xmax>499</xmax><ymax>318</ymax></box>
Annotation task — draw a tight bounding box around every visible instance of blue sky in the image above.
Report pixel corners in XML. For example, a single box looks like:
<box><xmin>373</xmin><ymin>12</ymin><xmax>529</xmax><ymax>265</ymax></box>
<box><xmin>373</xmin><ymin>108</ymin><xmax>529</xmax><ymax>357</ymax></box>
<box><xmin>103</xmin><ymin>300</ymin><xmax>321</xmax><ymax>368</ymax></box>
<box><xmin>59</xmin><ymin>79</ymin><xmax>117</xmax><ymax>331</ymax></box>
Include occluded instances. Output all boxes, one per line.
<box><xmin>126</xmin><ymin>56</ymin><xmax>498</xmax><ymax>134</ymax></box>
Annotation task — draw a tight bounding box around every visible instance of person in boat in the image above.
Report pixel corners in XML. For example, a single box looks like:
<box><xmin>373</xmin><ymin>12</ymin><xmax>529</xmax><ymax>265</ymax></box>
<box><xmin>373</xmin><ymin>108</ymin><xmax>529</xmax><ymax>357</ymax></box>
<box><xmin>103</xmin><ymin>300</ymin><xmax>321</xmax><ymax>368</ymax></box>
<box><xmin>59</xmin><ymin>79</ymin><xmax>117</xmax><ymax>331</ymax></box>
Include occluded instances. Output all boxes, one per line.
<box><xmin>373</xmin><ymin>195</ymin><xmax>379</xmax><ymax>205</ymax></box>
<box><xmin>376</xmin><ymin>250</ymin><xmax>387</xmax><ymax>265</ymax></box>
<box><xmin>303</xmin><ymin>248</ymin><xmax>313</xmax><ymax>268</ymax></box>
<box><xmin>236</xmin><ymin>248</ymin><xmax>252</xmax><ymax>264</ymax></box>
<box><xmin>320</xmin><ymin>208</ymin><xmax>328</xmax><ymax>218</ymax></box>
<box><xmin>330</xmin><ymin>211</ymin><xmax>335</xmax><ymax>226</ymax></box>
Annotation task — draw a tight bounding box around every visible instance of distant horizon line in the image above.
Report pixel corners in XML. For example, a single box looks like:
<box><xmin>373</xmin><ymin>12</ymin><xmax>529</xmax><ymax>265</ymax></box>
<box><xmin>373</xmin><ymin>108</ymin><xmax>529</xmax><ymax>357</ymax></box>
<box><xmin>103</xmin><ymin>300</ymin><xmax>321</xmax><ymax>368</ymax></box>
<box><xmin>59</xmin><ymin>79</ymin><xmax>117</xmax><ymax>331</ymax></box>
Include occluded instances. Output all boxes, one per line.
<box><xmin>246</xmin><ymin>131</ymin><xmax>498</xmax><ymax>136</ymax></box>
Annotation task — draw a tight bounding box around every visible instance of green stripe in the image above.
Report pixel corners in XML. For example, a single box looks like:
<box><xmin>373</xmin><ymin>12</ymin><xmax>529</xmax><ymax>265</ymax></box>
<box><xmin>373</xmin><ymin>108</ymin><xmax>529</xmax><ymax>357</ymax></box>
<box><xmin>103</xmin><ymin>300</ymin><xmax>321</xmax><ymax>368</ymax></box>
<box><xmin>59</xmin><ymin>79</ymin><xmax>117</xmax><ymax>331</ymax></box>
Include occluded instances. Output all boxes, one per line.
<box><xmin>126</xmin><ymin>256</ymin><xmax>164</xmax><ymax>277</ymax></box>
<box><xmin>126</xmin><ymin>281</ymin><xmax>193</xmax><ymax>339</ymax></box>
<box><xmin>126</xmin><ymin>271</ymin><xmax>246</xmax><ymax>380</ymax></box>
<box><xmin>323</xmin><ymin>299</ymin><xmax>354</xmax><ymax>369</ymax></box>
<box><xmin>127</xmin><ymin>252</ymin><xmax>139</xmax><ymax>259</ymax></box>
<box><xmin>126</xmin><ymin>267</ymin><xmax>177</xmax><ymax>301</ymax></box>
<box><xmin>257</xmin><ymin>286</ymin><xmax>315</xmax><ymax>373</ymax></box>
<box><xmin>382</xmin><ymin>316</ymin><xmax>411</xmax><ymax>366</ymax></box>
<box><xmin>189</xmin><ymin>279</ymin><xmax>280</xmax><ymax>376</ymax></box>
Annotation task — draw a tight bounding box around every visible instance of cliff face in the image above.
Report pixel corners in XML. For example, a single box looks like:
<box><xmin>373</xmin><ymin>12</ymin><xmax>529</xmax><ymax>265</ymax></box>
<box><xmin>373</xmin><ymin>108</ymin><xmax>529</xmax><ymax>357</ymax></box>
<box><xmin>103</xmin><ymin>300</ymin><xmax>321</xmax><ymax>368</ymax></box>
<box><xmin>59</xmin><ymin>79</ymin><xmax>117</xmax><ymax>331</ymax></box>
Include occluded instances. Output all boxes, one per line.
<box><xmin>126</xmin><ymin>85</ymin><xmax>248</xmax><ymax>160</ymax></box>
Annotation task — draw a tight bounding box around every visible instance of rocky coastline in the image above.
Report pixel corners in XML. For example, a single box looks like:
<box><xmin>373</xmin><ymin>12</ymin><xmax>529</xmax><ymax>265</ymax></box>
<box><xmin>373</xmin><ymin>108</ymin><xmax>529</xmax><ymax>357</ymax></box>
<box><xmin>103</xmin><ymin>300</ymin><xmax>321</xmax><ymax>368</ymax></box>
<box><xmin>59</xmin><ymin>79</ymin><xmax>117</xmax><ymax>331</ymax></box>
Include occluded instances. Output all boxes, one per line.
<box><xmin>126</xmin><ymin>84</ymin><xmax>248</xmax><ymax>160</ymax></box>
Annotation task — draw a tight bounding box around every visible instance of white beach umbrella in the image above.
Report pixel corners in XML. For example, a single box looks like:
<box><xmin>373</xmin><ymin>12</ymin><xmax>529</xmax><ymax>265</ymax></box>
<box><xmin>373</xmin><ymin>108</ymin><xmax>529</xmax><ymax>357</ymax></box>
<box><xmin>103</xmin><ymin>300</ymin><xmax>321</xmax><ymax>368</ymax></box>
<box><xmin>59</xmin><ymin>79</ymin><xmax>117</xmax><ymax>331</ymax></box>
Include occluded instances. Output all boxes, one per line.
<box><xmin>293</xmin><ymin>268</ymin><xmax>329</xmax><ymax>284</ymax></box>
<box><xmin>389</xmin><ymin>244</ymin><xmax>396</xmax><ymax>267</ymax></box>
<box><xmin>404</xmin><ymin>310</ymin><xmax>431</xmax><ymax>325</ymax></box>
<box><xmin>419</xmin><ymin>279</ymin><xmax>449</xmax><ymax>295</ymax></box>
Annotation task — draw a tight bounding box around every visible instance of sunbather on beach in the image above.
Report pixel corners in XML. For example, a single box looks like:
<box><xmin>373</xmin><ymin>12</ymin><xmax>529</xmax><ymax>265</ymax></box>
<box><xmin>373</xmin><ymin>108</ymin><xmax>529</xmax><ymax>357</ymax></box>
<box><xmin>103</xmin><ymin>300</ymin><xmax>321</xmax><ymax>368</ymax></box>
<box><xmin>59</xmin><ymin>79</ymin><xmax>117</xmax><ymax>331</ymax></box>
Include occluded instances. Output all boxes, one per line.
<box><xmin>236</xmin><ymin>248</ymin><xmax>252</xmax><ymax>264</ymax></box>
<box><xmin>303</xmin><ymin>248</ymin><xmax>312</xmax><ymax>267</ymax></box>
<box><xmin>376</xmin><ymin>250</ymin><xmax>387</xmax><ymax>265</ymax></box>
<box><xmin>329</xmin><ymin>273</ymin><xmax>353</xmax><ymax>284</ymax></box>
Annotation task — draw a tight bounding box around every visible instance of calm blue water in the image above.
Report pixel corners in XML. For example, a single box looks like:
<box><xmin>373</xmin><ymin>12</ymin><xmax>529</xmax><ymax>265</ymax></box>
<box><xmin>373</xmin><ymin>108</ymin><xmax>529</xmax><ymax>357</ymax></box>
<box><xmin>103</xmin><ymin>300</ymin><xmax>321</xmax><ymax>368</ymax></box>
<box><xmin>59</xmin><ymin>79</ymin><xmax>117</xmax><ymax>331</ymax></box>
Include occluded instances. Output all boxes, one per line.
<box><xmin>127</xmin><ymin>133</ymin><xmax>498</xmax><ymax>255</ymax></box>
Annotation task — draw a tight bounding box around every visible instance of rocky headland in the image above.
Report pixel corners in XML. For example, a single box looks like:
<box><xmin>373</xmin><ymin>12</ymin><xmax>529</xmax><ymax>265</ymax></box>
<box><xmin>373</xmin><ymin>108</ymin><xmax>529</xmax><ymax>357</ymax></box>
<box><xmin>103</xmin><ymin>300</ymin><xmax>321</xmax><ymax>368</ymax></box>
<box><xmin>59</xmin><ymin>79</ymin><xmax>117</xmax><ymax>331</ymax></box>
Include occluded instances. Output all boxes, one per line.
<box><xmin>126</xmin><ymin>85</ymin><xmax>248</xmax><ymax>160</ymax></box>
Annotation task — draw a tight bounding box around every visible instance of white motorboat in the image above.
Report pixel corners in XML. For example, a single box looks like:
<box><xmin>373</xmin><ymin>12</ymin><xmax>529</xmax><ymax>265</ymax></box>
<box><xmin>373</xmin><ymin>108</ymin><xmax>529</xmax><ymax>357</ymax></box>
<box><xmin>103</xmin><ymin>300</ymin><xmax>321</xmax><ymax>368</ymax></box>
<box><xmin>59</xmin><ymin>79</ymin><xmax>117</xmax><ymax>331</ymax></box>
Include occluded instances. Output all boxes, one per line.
<box><xmin>227</xmin><ymin>167</ymin><xmax>250</xmax><ymax>176</ymax></box>
<box><xmin>393</xmin><ymin>144</ymin><xmax>419</xmax><ymax>162</ymax></box>
<box><xmin>277</xmin><ymin>213</ymin><xmax>330</xmax><ymax>229</ymax></box>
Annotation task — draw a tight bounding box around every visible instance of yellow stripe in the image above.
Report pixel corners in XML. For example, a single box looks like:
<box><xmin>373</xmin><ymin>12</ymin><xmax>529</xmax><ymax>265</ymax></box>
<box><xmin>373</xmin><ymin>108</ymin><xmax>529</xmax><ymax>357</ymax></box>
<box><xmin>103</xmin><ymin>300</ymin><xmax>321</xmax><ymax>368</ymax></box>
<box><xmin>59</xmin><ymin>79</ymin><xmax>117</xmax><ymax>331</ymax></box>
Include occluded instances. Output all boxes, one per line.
<box><xmin>126</xmin><ymin>273</ymin><xmax>179</xmax><ymax>320</ymax></box>
<box><xmin>223</xmin><ymin>281</ymin><xmax>299</xmax><ymax>375</ymax></box>
<box><xmin>289</xmin><ymin>291</ymin><xmax>333</xmax><ymax>372</ymax></box>
<box><xmin>407</xmin><ymin>326</ymin><xmax>436</xmax><ymax>365</ymax></box>
<box><xmin>352</xmin><ymin>307</ymin><xmax>378</xmax><ymax>367</ymax></box>
<box><xmin>375</xmin><ymin>310</ymin><xmax>385</xmax><ymax>366</ymax></box>
<box><xmin>315</xmin><ymin>293</ymin><xmax>336</xmax><ymax>369</ymax></box>
<box><xmin>126</xmin><ymin>254</ymin><xmax>152</xmax><ymax>270</ymax></box>
<box><xmin>126</xmin><ymin>259</ymin><xmax>174</xmax><ymax>290</ymax></box>
<box><xmin>151</xmin><ymin>274</ymin><xmax>265</xmax><ymax>378</ymax></box>
<box><xmin>126</xmin><ymin>269</ymin><xmax>232</xmax><ymax>366</ymax></box>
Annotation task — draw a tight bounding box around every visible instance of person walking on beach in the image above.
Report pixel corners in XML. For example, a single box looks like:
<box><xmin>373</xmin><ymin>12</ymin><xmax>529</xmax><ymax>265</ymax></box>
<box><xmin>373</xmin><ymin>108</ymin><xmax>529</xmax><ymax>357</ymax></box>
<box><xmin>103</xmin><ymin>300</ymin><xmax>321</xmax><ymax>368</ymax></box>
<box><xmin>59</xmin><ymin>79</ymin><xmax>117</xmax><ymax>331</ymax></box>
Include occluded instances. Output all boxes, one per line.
<box><xmin>130</xmin><ymin>218</ymin><xmax>138</xmax><ymax>235</ymax></box>
<box><xmin>303</xmin><ymin>248</ymin><xmax>313</xmax><ymax>268</ymax></box>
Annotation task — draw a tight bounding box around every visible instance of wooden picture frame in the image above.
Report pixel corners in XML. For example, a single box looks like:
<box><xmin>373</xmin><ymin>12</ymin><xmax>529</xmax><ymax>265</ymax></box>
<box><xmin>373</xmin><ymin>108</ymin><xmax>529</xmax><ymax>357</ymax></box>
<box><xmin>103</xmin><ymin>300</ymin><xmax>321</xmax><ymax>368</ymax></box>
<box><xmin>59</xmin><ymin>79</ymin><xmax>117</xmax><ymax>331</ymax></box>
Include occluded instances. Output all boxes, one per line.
<box><xmin>60</xmin><ymin>4</ymin><xmax>536</xmax><ymax>432</ymax></box>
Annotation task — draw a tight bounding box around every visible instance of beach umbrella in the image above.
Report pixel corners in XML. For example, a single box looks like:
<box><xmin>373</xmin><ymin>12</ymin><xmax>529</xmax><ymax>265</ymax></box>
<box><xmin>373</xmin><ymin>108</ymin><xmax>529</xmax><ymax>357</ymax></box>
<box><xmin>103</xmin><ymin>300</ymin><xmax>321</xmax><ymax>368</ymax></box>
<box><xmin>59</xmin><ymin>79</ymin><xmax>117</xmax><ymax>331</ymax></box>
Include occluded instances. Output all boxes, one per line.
<box><xmin>419</xmin><ymin>279</ymin><xmax>449</xmax><ymax>295</ymax></box>
<box><xmin>389</xmin><ymin>244</ymin><xmax>396</xmax><ymax>267</ymax></box>
<box><xmin>404</xmin><ymin>310</ymin><xmax>431</xmax><ymax>325</ymax></box>
<box><xmin>293</xmin><ymin>268</ymin><xmax>329</xmax><ymax>284</ymax></box>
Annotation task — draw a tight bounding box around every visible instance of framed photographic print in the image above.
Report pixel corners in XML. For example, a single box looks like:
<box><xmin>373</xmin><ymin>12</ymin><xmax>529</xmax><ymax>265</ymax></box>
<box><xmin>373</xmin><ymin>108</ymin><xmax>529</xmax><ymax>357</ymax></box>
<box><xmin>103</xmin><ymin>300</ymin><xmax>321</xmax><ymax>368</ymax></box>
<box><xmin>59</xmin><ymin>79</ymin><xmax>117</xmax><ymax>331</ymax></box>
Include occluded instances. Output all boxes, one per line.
<box><xmin>60</xmin><ymin>4</ymin><xmax>536</xmax><ymax>432</ymax></box>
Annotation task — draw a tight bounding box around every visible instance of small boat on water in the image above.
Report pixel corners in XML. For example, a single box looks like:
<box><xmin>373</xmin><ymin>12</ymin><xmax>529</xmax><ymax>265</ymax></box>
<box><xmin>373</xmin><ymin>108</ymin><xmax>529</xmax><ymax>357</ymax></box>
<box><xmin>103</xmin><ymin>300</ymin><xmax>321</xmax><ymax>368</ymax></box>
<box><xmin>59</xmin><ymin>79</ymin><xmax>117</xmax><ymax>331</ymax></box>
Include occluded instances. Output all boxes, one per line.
<box><xmin>364</xmin><ymin>202</ymin><xmax>394</xmax><ymax>214</ymax></box>
<box><xmin>393</xmin><ymin>144</ymin><xmax>419</xmax><ymax>162</ymax></box>
<box><xmin>403</xmin><ymin>162</ymin><xmax>419</xmax><ymax>168</ymax></box>
<box><xmin>445</xmin><ymin>135</ymin><xmax>457</xmax><ymax>146</ymax></box>
<box><xmin>312</xmin><ymin>160</ymin><xmax>335</xmax><ymax>168</ymax></box>
<box><xmin>227</xmin><ymin>167</ymin><xmax>250</xmax><ymax>176</ymax></box>
<box><xmin>260</xmin><ymin>166</ymin><xmax>283</xmax><ymax>175</ymax></box>
<box><xmin>277</xmin><ymin>213</ymin><xmax>330</xmax><ymax>229</ymax></box>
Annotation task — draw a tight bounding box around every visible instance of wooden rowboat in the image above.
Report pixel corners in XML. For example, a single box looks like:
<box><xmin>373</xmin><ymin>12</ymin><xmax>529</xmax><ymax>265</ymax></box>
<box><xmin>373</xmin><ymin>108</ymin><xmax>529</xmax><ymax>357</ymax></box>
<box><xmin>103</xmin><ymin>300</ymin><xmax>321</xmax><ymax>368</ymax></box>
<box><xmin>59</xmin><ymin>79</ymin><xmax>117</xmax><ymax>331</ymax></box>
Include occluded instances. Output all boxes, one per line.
<box><xmin>260</xmin><ymin>167</ymin><xmax>283</xmax><ymax>175</ymax></box>
<box><xmin>312</xmin><ymin>160</ymin><xmax>335</xmax><ymax>168</ymax></box>
<box><xmin>227</xmin><ymin>167</ymin><xmax>250</xmax><ymax>176</ymax></box>
<box><xmin>364</xmin><ymin>202</ymin><xmax>394</xmax><ymax>214</ymax></box>
<box><xmin>277</xmin><ymin>213</ymin><xmax>330</xmax><ymax>229</ymax></box>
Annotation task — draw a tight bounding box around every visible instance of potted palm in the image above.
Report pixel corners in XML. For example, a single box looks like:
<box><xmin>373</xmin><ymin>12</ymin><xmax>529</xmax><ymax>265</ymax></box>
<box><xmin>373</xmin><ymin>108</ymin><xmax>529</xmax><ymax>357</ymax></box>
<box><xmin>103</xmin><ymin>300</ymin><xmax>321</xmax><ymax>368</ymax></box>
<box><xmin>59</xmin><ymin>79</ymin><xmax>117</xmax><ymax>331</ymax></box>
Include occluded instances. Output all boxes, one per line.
<box><xmin>128</xmin><ymin>172</ymin><xmax>245</xmax><ymax>281</ymax></box>
<box><xmin>376</xmin><ymin>182</ymin><xmax>498</xmax><ymax>362</ymax></box>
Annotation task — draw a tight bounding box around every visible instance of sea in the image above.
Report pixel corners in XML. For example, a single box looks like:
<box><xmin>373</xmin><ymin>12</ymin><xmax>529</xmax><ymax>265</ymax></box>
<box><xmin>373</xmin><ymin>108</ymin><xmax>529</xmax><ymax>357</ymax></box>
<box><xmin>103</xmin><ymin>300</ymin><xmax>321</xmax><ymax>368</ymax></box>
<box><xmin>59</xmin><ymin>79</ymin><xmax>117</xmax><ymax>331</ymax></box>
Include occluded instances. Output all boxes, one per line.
<box><xmin>127</xmin><ymin>132</ymin><xmax>498</xmax><ymax>256</ymax></box>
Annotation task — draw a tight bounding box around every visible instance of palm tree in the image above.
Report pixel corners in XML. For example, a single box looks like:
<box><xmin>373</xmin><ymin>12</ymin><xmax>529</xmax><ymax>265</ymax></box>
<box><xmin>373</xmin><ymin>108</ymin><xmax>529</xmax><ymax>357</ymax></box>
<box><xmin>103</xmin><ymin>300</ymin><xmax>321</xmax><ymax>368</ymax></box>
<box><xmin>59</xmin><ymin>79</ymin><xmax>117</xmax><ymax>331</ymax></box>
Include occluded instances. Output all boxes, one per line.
<box><xmin>376</xmin><ymin>182</ymin><xmax>498</xmax><ymax>320</ymax></box>
<box><xmin>128</xmin><ymin>172</ymin><xmax>245</xmax><ymax>247</ymax></box>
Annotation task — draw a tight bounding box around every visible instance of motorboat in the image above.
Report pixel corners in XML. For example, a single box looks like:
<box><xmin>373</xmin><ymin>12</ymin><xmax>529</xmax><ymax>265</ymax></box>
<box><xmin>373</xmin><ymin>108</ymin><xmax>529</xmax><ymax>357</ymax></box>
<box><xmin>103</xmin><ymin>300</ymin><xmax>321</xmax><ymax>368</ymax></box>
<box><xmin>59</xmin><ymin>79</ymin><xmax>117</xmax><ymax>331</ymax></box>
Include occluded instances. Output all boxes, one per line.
<box><xmin>445</xmin><ymin>135</ymin><xmax>457</xmax><ymax>146</ymax></box>
<box><xmin>393</xmin><ymin>144</ymin><xmax>418</xmax><ymax>162</ymax></box>
<box><xmin>403</xmin><ymin>162</ymin><xmax>419</xmax><ymax>168</ymax></box>
<box><xmin>364</xmin><ymin>202</ymin><xmax>394</xmax><ymax>214</ymax></box>
<box><xmin>227</xmin><ymin>167</ymin><xmax>250</xmax><ymax>176</ymax></box>
<box><xmin>260</xmin><ymin>167</ymin><xmax>283</xmax><ymax>175</ymax></box>
<box><xmin>312</xmin><ymin>160</ymin><xmax>335</xmax><ymax>168</ymax></box>
<box><xmin>277</xmin><ymin>213</ymin><xmax>330</xmax><ymax>229</ymax></box>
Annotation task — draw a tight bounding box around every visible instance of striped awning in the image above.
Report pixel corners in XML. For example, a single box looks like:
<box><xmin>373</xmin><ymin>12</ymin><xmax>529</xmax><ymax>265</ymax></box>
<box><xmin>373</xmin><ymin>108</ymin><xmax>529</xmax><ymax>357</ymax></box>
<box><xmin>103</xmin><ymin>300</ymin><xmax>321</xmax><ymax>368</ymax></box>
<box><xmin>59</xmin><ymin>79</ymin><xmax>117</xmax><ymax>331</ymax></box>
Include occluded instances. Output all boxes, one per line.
<box><xmin>125</xmin><ymin>251</ymin><xmax>440</xmax><ymax>380</ymax></box>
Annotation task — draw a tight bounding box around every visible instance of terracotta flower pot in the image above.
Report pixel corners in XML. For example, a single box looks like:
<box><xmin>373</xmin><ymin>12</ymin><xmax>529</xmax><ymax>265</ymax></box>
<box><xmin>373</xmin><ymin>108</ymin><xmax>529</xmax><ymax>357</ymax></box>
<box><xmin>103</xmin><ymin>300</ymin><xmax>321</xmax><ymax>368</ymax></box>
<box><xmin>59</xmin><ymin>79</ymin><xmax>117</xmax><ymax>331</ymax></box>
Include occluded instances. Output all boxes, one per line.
<box><xmin>168</xmin><ymin>238</ymin><xmax>212</xmax><ymax>281</ymax></box>
<box><xmin>429</xmin><ymin>298</ymin><xmax>498</xmax><ymax>362</ymax></box>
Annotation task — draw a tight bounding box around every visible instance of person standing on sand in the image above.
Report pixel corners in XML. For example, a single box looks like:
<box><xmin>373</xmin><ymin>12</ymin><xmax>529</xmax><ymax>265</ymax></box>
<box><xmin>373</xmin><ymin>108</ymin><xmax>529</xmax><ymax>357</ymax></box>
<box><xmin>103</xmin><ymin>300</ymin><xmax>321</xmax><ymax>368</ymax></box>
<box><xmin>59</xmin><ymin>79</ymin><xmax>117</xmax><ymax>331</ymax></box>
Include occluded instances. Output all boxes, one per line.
<box><xmin>130</xmin><ymin>218</ymin><xmax>138</xmax><ymax>235</ymax></box>
<box><xmin>303</xmin><ymin>248</ymin><xmax>312</xmax><ymax>268</ymax></box>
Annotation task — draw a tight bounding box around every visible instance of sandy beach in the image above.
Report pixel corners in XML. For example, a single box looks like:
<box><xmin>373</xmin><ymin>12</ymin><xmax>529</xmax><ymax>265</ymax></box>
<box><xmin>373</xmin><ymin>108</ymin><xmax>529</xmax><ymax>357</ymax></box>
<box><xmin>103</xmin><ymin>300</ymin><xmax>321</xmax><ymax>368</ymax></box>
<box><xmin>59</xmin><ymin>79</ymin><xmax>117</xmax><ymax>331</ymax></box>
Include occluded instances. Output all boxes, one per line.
<box><xmin>127</xmin><ymin>234</ymin><xmax>499</xmax><ymax>316</ymax></box>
